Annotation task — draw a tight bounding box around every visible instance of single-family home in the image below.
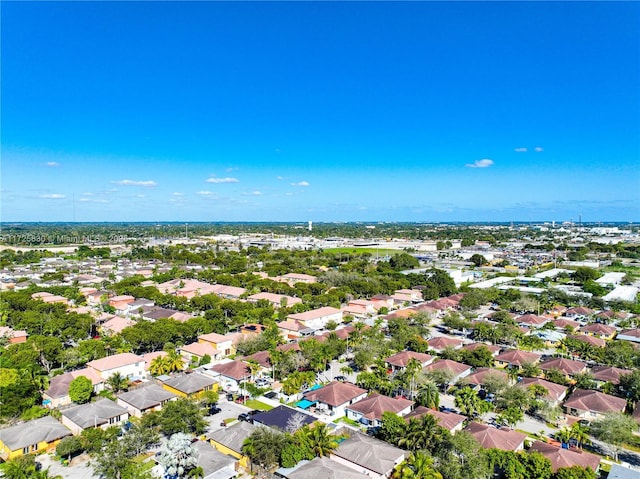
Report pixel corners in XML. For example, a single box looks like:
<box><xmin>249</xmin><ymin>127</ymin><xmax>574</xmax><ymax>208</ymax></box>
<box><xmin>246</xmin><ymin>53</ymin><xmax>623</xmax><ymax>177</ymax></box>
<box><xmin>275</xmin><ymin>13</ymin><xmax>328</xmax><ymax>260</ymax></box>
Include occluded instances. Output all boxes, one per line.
<box><xmin>590</xmin><ymin>366</ymin><xmax>633</xmax><ymax>387</ymax></box>
<box><xmin>180</xmin><ymin>341</ymin><xmax>222</xmax><ymax>364</ymax></box>
<box><xmin>302</xmin><ymin>381</ymin><xmax>368</xmax><ymax>417</ymax></box>
<box><xmin>116</xmin><ymin>383</ymin><xmax>178</xmax><ymax>417</ymax></box>
<box><xmin>403</xmin><ymin>406</ymin><xmax>466</xmax><ymax>433</ymax></box>
<box><xmin>465</xmin><ymin>422</ymin><xmax>527</xmax><ymax>451</ymax></box>
<box><xmin>0</xmin><ymin>416</ymin><xmax>71</xmax><ymax>460</ymax></box>
<box><xmin>579</xmin><ymin>323</ymin><xmax>617</xmax><ymax>340</ymax></box>
<box><xmin>191</xmin><ymin>440</ymin><xmax>237</xmax><ymax>479</ymax></box>
<box><xmin>516</xmin><ymin>314</ymin><xmax>550</xmax><ymax>328</ymax></box>
<box><xmin>423</xmin><ymin>359</ymin><xmax>472</xmax><ymax>384</ymax></box>
<box><xmin>277</xmin><ymin>273</ymin><xmax>317</xmax><ymax>285</ymax></box>
<box><xmin>288</xmin><ymin>306</ymin><xmax>343</xmax><ymax>330</ymax></box>
<box><xmin>284</xmin><ymin>456</ymin><xmax>369</xmax><ymax>479</ymax></box>
<box><xmin>331</xmin><ymin>433</ymin><xmax>406</xmax><ymax>479</ymax></box>
<box><xmin>518</xmin><ymin>377</ymin><xmax>568</xmax><ymax>405</ymax></box>
<box><xmin>494</xmin><ymin>350</ymin><xmax>541</xmax><ymax>369</ymax></box>
<box><xmin>0</xmin><ymin>326</ymin><xmax>28</xmax><ymax>345</ymax></box>
<box><xmin>539</xmin><ymin>357</ymin><xmax>588</xmax><ymax>380</ymax></box>
<box><xmin>210</xmin><ymin>360</ymin><xmax>252</xmax><ymax>391</ymax></box>
<box><xmin>252</xmin><ymin>405</ymin><xmax>316</xmax><ymax>431</ymax></box>
<box><xmin>61</xmin><ymin>398</ymin><xmax>129</xmax><ymax>435</ymax></box>
<box><xmin>563</xmin><ymin>389</ymin><xmax>627</xmax><ymax>420</ymax></box>
<box><xmin>617</xmin><ymin>329</ymin><xmax>640</xmax><ymax>344</ymax></box>
<box><xmin>198</xmin><ymin>332</ymin><xmax>235</xmax><ymax>356</ymax></box>
<box><xmin>529</xmin><ymin>441</ymin><xmax>600</xmax><ymax>473</ymax></box>
<box><xmin>346</xmin><ymin>393</ymin><xmax>414</xmax><ymax>427</ymax></box>
<box><xmin>277</xmin><ymin>320</ymin><xmax>315</xmax><ymax>340</ymax></box>
<box><xmin>42</xmin><ymin>368</ymin><xmax>104</xmax><ymax>408</ymax></box>
<box><xmin>87</xmin><ymin>353</ymin><xmax>146</xmax><ymax>381</ymax></box>
<box><xmin>427</xmin><ymin>336</ymin><xmax>464</xmax><ymax>352</ymax></box>
<box><xmin>162</xmin><ymin>372</ymin><xmax>217</xmax><ymax>398</ymax></box>
<box><xmin>247</xmin><ymin>292</ymin><xmax>302</xmax><ymax>308</ymax></box>
<box><xmin>462</xmin><ymin>368</ymin><xmax>510</xmax><ymax>390</ymax></box>
<box><xmin>207</xmin><ymin>421</ymin><xmax>257</xmax><ymax>470</ymax></box>
<box><xmin>385</xmin><ymin>351</ymin><xmax>433</xmax><ymax>373</ymax></box>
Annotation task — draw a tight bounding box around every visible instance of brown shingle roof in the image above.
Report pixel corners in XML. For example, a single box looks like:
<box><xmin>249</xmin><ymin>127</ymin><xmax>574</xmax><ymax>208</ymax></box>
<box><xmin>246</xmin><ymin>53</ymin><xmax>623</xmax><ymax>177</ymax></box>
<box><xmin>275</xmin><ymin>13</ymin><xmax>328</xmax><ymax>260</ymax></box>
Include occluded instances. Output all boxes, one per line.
<box><xmin>210</xmin><ymin>360</ymin><xmax>251</xmax><ymax>381</ymax></box>
<box><xmin>564</xmin><ymin>389</ymin><xmax>626</xmax><ymax>415</ymax></box>
<box><xmin>463</xmin><ymin>368</ymin><xmax>509</xmax><ymax>387</ymax></box>
<box><xmin>303</xmin><ymin>381</ymin><xmax>367</xmax><ymax>407</ymax></box>
<box><xmin>529</xmin><ymin>441</ymin><xmax>600</xmax><ymax>472</ymax></box>
<box><xmin>404</xmin><ymin>406</ymin><xmax>466</xmax><ymax>431</ymax></box>
<box><xmin>385</xmin><ymin>351</ymin><xmax>433</xmax><ymax>368</ymax></box>
<box><xmin>539</xmin><ymin>358</ymin><xmax>588</xmax><ymax>376</ymax></box>
<box><xmin>495</xmin><ymin>349</ymin><xmax>541</xmax><ymax>366</ymax></box>
<box><xmin>465</xmin><ymin>422</ymin><xmax>527</xmax><ymax>451</ymax></box>
<box><xmin>347</xmin><ymin>393</ymin><xmax>413</xmax><ymax>420</ymax></box>
<box><xmin>518</xmin><ymin>377</ymin><xmax>568</xmax><ymax>402</ymax></box>
<box><xmin>423</xmin><ymin>359</ymin><xmax>471</xmax><ymax>377</ymax></box>
<box><xmin>590</xmin><ymin>366</ymin><xmax>633</xmax><ymax>385</ymax></box>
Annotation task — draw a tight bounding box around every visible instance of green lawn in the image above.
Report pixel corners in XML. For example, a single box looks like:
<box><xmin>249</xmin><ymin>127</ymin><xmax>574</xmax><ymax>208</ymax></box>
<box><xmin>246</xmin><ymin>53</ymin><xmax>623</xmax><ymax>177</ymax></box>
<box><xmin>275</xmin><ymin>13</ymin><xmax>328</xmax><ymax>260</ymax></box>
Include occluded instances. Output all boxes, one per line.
<box><xmin>245</xmin><ymin>399</ymin><xmax>274</xmax><ymax>411</ymax></box>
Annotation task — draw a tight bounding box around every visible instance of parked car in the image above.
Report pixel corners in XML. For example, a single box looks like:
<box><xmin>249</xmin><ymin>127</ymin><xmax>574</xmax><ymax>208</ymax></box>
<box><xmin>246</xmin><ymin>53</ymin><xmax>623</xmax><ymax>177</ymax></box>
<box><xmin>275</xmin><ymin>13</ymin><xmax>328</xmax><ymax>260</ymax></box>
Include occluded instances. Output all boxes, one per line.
<box><xmin>235</xmin><ymin>395</ymin><xmax>250</xmax><ymax>404</ymax></box>
<box><xmin>209</xmin><ymin>405</ymin><xmax>222</xmax><ymax>415</ymax></box>
<box><xmin>334</xmin><ymin>375</ymin><xmax>347</xmax><ymax>382</ymax></box>
<box><xmin>226</xmin><ymin>393</ymin><xmax>235</xmax><ymax>402</ymax></box>
<box><xmin>264</xmin><ymin>391</ymin><xmax>278</xmax><ymax>399</ymax></box>
<box><xmin>255</xmin><ymin>378</ymin><xmax>271</xmax><ymax>387</ymax></box>
<box><xmin>238</xmin><ymin>413</ymin><xmax>252</xmax><ymax>423</ymax></box>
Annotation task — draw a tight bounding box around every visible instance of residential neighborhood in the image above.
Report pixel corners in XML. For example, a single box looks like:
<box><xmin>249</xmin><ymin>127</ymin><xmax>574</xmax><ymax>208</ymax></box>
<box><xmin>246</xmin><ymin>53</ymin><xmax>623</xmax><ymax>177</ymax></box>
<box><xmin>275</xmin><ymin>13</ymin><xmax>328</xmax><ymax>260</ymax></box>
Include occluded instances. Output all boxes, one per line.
<box><xmin>0</xmin><ymin>223</ymin><xmax>640</xmax><ymax>479</ymax></box>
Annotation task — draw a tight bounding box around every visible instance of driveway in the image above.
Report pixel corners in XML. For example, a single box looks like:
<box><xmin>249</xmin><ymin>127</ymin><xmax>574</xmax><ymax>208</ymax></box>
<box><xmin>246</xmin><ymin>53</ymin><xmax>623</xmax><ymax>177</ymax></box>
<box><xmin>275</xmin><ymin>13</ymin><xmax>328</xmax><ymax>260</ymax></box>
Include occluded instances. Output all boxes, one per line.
<box><xmin>203</xmin><ymin>395</ymin><xmax>253</xmax><ymax>434</ymax></box>
<box><xmin>37</xmin><ymin>452</ymin><xmax>99</xmax><ymax>479</ymax></box>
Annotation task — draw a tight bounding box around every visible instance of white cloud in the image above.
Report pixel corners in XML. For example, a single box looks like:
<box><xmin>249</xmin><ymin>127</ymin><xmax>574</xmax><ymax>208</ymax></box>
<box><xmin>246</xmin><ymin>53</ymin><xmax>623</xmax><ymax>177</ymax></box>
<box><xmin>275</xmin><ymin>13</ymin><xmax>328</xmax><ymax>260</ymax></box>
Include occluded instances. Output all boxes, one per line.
<box><xmin>514</xmin><ymin>147</ymin><xmax>528</xmax><ymax>153</ymax></box>
<box><xmin>206</xmin><ymin>176</ymin><xmax>239</xmax><ymax>184</ymax></box>
<box><xmin>242</xmin><ymin>191</ymin><xmax>263</xmax><ymax>196</ymax></box>
<box><xmin>82</xmin><ymin>192</ymin><xmax>94</xmax><ymax>196</ymax></box>
<box><xmin>112</xmin><ymin>179</ymin><xmax>157</xmax><ymax>187</ymax></box>
<box><xmin>197</xmin><ymin>190</ymin><xmax>217</xmax><ymax>196</ymax></box>
<box><xmin>134</xmin><ymin>194</ymin><xmax>146</xmax><ymax>198</ymax></box>
<box><xmin>79</xmin><ymin>198</ymin><xmax>109</xmax><ymax>204</ymax></box>
<box><xmin>534</xmin><ymin>146</ymin><xmax>544</xmax><ymax>152</ymax></box>
<box><xmin>465</xmin><ymin>159</ymin><xmax>494</xmax><ymax>168</ymax></box>
<box><xmin>291</xmin><ymin>180</ymin><xmax>310</xmax><ymax>187</ymax></box>
<box><xmin>276</xmin><ymin>176</ymin><xmax>284</xmax><ymax>180</ymax></box>
<box><xmin>44</xmin><ymin>161</ymin><xmax>61</xmax><ymax>167</ymax></box>
<box><xmin>172</xmin><ymin>192</ymin><xmax>184</xmax><ymax>196</ymax></box>
<box><xmin>39</xmin><ymin>194</ymin><xmax>66</xmax><ymax>199</ymax></box>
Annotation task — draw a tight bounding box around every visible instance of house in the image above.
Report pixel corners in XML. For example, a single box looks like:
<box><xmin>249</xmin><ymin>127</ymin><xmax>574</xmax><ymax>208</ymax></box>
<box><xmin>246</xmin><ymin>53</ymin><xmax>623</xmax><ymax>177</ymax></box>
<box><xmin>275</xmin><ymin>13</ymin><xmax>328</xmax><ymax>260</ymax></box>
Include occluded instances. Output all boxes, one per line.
<box><xmin>385</xmin><ymin>351</ymin><xmax>433</xmax><ymax>373</ymax></box>
<box><xmin>617</xmin><ymin>329</ymin><xmax>640</xmax><ymax>344</ymax></box>
<box><xmin>198</xmin><ymin>332</ymin><xmax>235</xmax><ymax>356</ymax></box>
<box><xmin>518</xmin><ymin>377</ymin><xmax>568</xmax><ymax>404</ymax></box>
<box><xmin>42</xmin><ymin>368</ymin><xmax>104</xmax><ymax>408</ymax></box>
<box><xmin>552</xmin><ymin>318</ymin><xmax>582</xmax><ymax>331</ymax></box>
<box><xmin>116</xmin><ymin>383</ymin><xmax>178</xmax><ymax>417</ymax></box>
<box><xmin>403</xmin><ymin>406</ymin><xmax>466</xmax><ymax>433</ymax></box>
<box><xmin>569</xmin><ymin>334</ymin><xmax>606</xmax><ymax>349</ymax></box>
<box><xmin>579</xmin><ymin>323</ymin><xmax>617</xmax><ymax>340</ymax></box>
<box><xmin>564</xmin><ymin>307</ymin><xmax>594</xmax><ymax>320</ymax></box>
<box><xmin>460</xmin><ymin>342</ymin><xmax>501</xmax><ymax>356</ymax></box>
<box><xmin>423</xmin><ymin>359</ymin><xmax>472</xmax><ymax>384</ymax></box>
<box><xmin>162</xmin><ymin>372</ymin><xmax>217</xmax><ymax>398</ymax></box>
<box><xmin>61</xmin><ymin>398</ymin><xmax>129</xmax><ymax>435</ymax></box>
<box><xmin>142</xmin><ymin>351</ymin><xmax>168</xmax><ymax>372</ymax></box>
<box><xmin>247</xmin><ymin>292</ymin><xmax>302</xmax><ymax>308</ymax></box>
<box><xmin>516</xmin><ymin>314</ymin><xmax>549</xmax><ymax>328</ymax></box>
<box><xmin>427</xmin><ymin>336</ymin><xmax>464</xmax><ymax>352</ymax></box>
<box><xmin>529</xmin><ymin>441</ymin><xmax>600</xmax><ymax>473</ymax></box>
<box><xmin>210</xmin><ymin>284</ymin><xmax>246</xmax><ymax>300</ymax></box>
<box><xmin>288</xmin><ymin>306</ymin><xmax>343</xmax><ymax>330</ymax></box>
<box><xmin>0</xmin><ymin>416</ymin><xmax>72</xmax><ymax>460</ymax></box>
<box><xmin>87</xmin><ymin>352</ymin><xmax>146</xmax><ymax>381</ymax></box>
<box><xmin>590</xmin><ymin>366</ymin><xmax>633</xmax><ymax>386</ymax></box>
<box><xmin>180</xmin><ymin>341</ymin><xmax>222</xmax><ymax>363</ymax></box>
<box><xmin>191</xmin><ymin>440</ymin><xmax>237</xmax><ymax>479</ymax></box>
<box><xmin>563</xmin><ymin>389</ymin><xmax>627</xmax><ymax>420</ymax></box>
<box><xmin>608</xmin><ymin>464</ymin><xmax>640</xmax><ymax>479</ymax></box>
<box><xmin>494</xmin><ymin>350</ymin><xmax>541</xmax><ymax>369</ymax></box>
<box><xmin>0</xmin><ymin>326</ymin><xmax>28</xmax><ymax>345</ymax></box>
<box><xmin>252</xmin><ymin>405</ymin><xmax>316</xmax><ymax>431</ymax></box>
<box><xmin>108</xmin><ymin>295</ymin><xmax>135</xmax><ymax>309</ymax></box>
<box><xmin>284</xmin><ymin>456</ymin><xmax>369</xmax><ymax>479</ymax></box>
<box><xmin>346</xmin><ymin>393</ymin><xmax>414</xmax><ymax>427</ymax></box>
<box><xmin>277</xmin><ymin>273</ymin><xmax>317</xmax><ymax>285</ymax></box>
<box><xmin>539</xmin><ymin>358</ymin><xmax>588</xmax><ymax>379</ymax></box>
<box><xmin>331</xmin><ymin>433</ymin><xmax>406</xmax><ymax>479</ymax></box>
<box><xmin>210</xmin><ymin>360</ymin><xmax>252</xmax><ymax>391</ymax></box>
<box><xmin>31</xmin><ymin>291</ymin><xmax>69</xmax><ymax>305</ymax></box>
<box><xmin>462</xmin><ymin>368</ymin><xmax>510</xmax><ymax>389</ymax></box>
<box><xmin>100</xmin><ymin>315</ymin><xmax>135</xmax><ymax>335</ymax></box>
<box><xmin>302</xmin><ymin>381</ymin><xmax>368</xmax><ymax>417</ymax></box>
<box><xmin>207</xmin><ymin>421</ymin><xmax>257</xmax><ymax>469</ymax></box>
<box><xmin>277</xmin><ymin>319</ymin><xmax>315</xmax><ymax>340</ymax></box>
<box><xmin>464</xmin><ymin>422</ymin><xmax>527</xmax><ymax>451</ymax></box>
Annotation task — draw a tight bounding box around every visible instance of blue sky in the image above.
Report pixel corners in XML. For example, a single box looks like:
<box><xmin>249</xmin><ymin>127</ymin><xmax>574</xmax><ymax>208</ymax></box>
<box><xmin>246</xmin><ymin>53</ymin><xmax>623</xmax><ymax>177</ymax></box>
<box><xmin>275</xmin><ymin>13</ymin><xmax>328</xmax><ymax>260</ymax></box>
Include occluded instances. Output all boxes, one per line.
<box><xmin>2</xmin><ymin>1</ymin><xmax>639</xmax><ymax>223</ymax></box>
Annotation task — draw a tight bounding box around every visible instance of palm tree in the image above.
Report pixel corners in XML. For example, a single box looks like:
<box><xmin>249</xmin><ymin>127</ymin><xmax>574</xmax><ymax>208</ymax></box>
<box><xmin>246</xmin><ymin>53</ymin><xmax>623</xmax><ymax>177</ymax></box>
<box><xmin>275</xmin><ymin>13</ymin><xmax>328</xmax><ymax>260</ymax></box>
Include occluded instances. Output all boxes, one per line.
<box><xmin>187</xmin><ymin>466</ymin><xmax>205</xmax><ymax>478</ymax></box>
<box><xmin>570</xmin><ymin>422</ymin><xmax>591</xmax><ymax>449</ymax></box>
<box><xmin>245</xmin><ymin>359</ymin><xmax>261</xmax><ymax>384</ymax></box>
<box><xmin>399</xmin><ymin>415</ymin><xmax>442</xmax><ymax>451</ymax></box>
<box><xmin>166</xmin><ymin>350</ymin><xmax>185</xmax><ymax>372</ymax></box>
<box><xmin>304</xmin><ymin>423</ymin><xmax>340</xmax><ymax>457</ymax></box>
<box><xmin>555</xmin><ymin>427</ymin><xmax>573</xmax><ymax>445</ymax></box>
<box><xmin>454</xmin><ymin>386</ymin><xmax>491</xmax><ymax>418</ymax></box>
<box><xmin>106</xmin><ymin>372</ymin><xmax>129</xmax><ymax>392</ymax></box>
<box><xmin>392</xmin><ymin>451</ymin><xmax>442</xmax><ymax>479</ymax></box>
<box><xmin>417</xmin><ymin>382</ymin><xmax>440</xmax><ymax>409</ymax></box>
<box><xmin>149</xmin><ymin>355</ymin><xmax>171</xmax><ymax>376</ymax></box>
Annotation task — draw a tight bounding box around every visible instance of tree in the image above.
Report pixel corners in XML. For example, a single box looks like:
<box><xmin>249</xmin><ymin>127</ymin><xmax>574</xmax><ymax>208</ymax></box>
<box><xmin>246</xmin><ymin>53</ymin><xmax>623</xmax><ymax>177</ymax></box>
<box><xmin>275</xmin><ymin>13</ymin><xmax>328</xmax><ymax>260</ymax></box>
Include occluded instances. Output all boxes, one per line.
<box><xmin>417</xmin><ymin>382</ymin><xmax>440</xmax><ymax>409</ymax></box>
<box><xmin>469</xmin><ymin>254</ymin><xmax>487</xmax><ymax>268</ymax></box>
<box><xmin>149</xmin><ymin>355</ymin><xmax>171</xmax><ymax>376</ymax></box>
<box><xmin>433</xmin><ymin>431</ymin><xmax>490</xmax><ymax>479</ymax></box>
<box><xmin>155</xmin><ymin>433</ymin><xmax>199</xmax><ymax>479</ymax></box>
<box><xmin>379</xmin><ymin>412</ymin><xmax>407</xmax><ymax>445</ymax></box>
<box><xmin>0</xmin><ymin>455</ymin><xmax>62</xmax><ymax>479</ymax></box>
<box><xmin>399</xmin><ymin>415</ymin><xmax>446</xmax><ymax>452</ymax></box>
<box><xmin>242</xmin><ymin>427</ymin><xmax>288</xmax><ymax>471</ymax></box>
<box><xmin>303</xmin><ymin>423</ymin><xmax>339</xmax><ymax>457</ymax></box>
<box><xmin>106</xmin><ymin>372</ymin><xmax>129</xmax><ymax>392</ymax></box>
<box><xmin>157</xmin><ymin>398</ymin><xmax>207</xmax><ymax>436</ymax></box>
<box><xmin>392</xmin><ymin>451</ymin><xmax>443</xmax><ymax>479</ymax></box>
<box><xmin>496</xmin><ymin>407</ymin><xmax>524</xmax><ymax>428</ymax></box>
<box><xmin>590</xmin><ymin>412</ymin><xmax>638</xmax><ymax>461</ymax></box>
<box><xmin>56</xmin><ymin>435</ymin><xmax>83</xmax><ymax>462</ymax></box>
<box><xmin>554</xmin><ymin>466</ymin><xmax>597</xmax><ymax>479</ymax></box>
<box><xmin>618</xmin><ymin>370</ymin><xmax>640</xmax><ymax>402</ymax></box>
<box><xmin>459</xmin><ymin>346</ymin><xmax>495</xmax><ymax>369</ymax></box>
<box><xmin>455</xmin><ymin>386</ymin><xmax>492</xmax><ymax>418</ymax></box>
<box><xmin>69</xmin><ymin>375</ymin><xmax>93</xmax><ymax>404</ymax></box>
<box><xmin>166</xmin><ymin>350</ymin><xmax>186</xmax><ymax>372</ymax></box>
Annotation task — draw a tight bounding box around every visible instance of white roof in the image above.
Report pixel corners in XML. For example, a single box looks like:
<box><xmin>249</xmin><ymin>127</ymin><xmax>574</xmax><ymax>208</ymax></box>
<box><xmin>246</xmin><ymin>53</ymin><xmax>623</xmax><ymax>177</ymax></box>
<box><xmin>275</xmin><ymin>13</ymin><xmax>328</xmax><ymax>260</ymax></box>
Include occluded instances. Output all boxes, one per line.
<box><xmin>603</xmin><ymin>286</ymin><xmax>638</xmax><ymax>302</ymax></box>
<box><xmin>534</xmin><ymin>268</ymin><xmax>571</xmax><ymax>279</ymax></box>
<box><xmin>596</xmin><ymin>272</ymin><xmax>625</xmax><ymax>286</ymax></box>
<box><xmin>469</xmin><ymin>277</ymin><xmax>514</xmax><ymax>289</ymax></box>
